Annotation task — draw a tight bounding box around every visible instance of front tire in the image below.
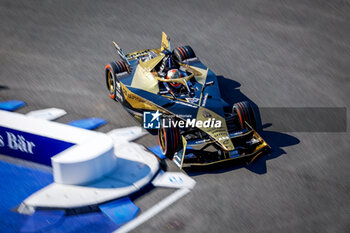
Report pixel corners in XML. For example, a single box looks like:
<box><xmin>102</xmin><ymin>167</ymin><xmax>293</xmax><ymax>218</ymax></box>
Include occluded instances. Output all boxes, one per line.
<box><xmin>157</xmin><ymin>118</ymin><xmax>180</xmax><ymax>159</ymax></box>
<box><xmin>105</xmin><ymin>61</ymin><xmax>127</xmax><ymax>103</ymax></box>
<box><xmin>233</xmin><ymin>101</ymin><xmax>257</xmax><ymax>130</ymax></box>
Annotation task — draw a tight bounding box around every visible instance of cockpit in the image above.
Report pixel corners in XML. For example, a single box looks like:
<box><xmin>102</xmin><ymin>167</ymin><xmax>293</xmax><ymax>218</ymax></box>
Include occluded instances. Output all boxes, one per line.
<box><xmin>126</xmin><ymin>49</ymin><xmax>197</xmax><ymax>99</ymax></box>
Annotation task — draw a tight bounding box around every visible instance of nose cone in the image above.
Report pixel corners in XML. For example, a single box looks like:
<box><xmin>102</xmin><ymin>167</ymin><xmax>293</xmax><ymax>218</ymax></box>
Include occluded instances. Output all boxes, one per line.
<box><xmin>196</xmin><ymin>107</ymin><xmax>235</xmax><ymax>151</ymax></box>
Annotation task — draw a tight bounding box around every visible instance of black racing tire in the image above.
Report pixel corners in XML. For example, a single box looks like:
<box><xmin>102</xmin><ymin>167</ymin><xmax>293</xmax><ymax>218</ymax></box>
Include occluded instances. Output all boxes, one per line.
<box><xmin>157</xmin><ymin>118</ymin><xmax>180</xmax><ymax>159</ymax></box>
<box><xmin>105</xmin><ymin>61</ymin><xmax>127</xmax><ymax>102</ymax></box>
<box><xmin>233</xmin><ymin>101</ymin><xmax>257</xmax><ymax>130</ymax></box>
<box><xmin>173</xmin><ymin>46</ymin><xmax>196</xmax><ymax>62</ymax></box>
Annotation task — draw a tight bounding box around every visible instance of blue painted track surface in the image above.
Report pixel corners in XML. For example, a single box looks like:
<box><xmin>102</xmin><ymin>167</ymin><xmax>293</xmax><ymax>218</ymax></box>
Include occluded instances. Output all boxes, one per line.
<box><xmin>0</xmin><ymin>160</ymin><xmax>118</xmax><ymax>232</ymax></box>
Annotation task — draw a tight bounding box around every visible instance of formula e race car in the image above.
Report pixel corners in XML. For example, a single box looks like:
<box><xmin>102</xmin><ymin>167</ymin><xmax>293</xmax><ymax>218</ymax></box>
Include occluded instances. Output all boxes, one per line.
<box><xmin>104</xmin><ymin>32</ymin><xmax>270</xmax><ymax>168</ymax></box>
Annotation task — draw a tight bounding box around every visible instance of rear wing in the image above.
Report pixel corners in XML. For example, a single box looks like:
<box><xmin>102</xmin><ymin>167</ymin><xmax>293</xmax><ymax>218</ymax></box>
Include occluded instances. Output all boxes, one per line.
<box><xmin>112</xmin><ymin>41</ymin><xmax>131</xmax><ymax>72</ymax></box>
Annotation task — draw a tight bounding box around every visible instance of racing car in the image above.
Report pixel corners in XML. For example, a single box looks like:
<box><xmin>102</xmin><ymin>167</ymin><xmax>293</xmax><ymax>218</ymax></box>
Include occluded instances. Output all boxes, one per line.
<box><xmin>105</xmin><ymin>32</ymin><xmax>270</xmax><ymax>168</ymax></box>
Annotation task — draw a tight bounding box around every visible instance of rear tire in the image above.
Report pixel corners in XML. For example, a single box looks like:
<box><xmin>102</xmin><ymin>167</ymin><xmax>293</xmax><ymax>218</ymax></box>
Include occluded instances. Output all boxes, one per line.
<box><xmin>233</xmin><ymin>101</ymin><xmax>257</xmax><ymax>130</ymax></box>
<box><xmin>105</xmin><ymin>61</ymin><xmax>127</xmax><ymax>102</ymax></box>
<box><xmin>173</xmin><ymin>46</ymin><xmax>196</xmax><ymax>62</ymax></box>
<box><xmin>157</xmin><ymin>118</ymin><xmax>180</xmax><ymax>159</ymax></box>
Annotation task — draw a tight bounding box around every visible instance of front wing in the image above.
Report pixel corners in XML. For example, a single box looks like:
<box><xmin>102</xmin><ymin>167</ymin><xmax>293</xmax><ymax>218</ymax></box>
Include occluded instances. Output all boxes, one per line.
<box><xmin>172</xmin><ymin>128</ymin><xmax>270</xmax><ymax>168</ymax></box>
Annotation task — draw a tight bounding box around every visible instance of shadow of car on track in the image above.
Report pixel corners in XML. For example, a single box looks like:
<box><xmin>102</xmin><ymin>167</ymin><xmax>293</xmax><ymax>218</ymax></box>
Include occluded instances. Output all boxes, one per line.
<box><xmin>183</xmin><ymin>76</ymin><xmax>300</xmax><ymax>176</ymax></box>
<box><xmin>184</xmin><ymin>126</ymin><xmax>300</xmax><ymax>176</ymax></box>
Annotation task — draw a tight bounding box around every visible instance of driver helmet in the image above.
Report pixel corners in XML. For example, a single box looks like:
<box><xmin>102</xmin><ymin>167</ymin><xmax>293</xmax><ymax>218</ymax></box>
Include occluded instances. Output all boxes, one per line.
<box><xmin>166</xmin><ymin>69</ymin><xmax>182</xmax><ymax>88</ymax></box>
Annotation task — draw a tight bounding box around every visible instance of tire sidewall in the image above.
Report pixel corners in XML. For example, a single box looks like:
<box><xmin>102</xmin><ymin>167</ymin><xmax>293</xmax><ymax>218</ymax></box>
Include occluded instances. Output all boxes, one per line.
<box><xmin>233</xmin><ymin>101</ymin><xmax>257</xmax><ymax>130</ymax></box>
<box><xmin>105</xmin><ymin>63</ymin><xmax>124</xmax><ymax>103</ymax></box>
<box><xmin>106</xmin><ymin>65</ymin><xmax>116</xmax><ymax>99</ymax></box>
<box><xmin>158</xmin><ymin>118</ymin><xmax>179</xmax><ymax>159</ymax></box>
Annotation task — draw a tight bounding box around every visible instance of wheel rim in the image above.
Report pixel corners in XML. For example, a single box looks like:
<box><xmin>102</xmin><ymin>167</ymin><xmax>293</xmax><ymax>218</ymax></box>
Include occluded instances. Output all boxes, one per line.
<box><xmin>158</xmin><ymin>128</ymin><xmax>166</xmax><ymax>154</ymax></box>
<box><xmin>107</xmin><ymin>70</ymin><xmax>114</xmax><ymax>93</ymax></box>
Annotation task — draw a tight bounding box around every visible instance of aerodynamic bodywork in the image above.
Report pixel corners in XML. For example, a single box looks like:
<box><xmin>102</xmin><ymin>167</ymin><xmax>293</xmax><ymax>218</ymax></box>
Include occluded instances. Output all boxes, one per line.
<box><xmin>105</xmin><ymin>32</ymin><xmax>270</xmax><ymax>168</ymax></box>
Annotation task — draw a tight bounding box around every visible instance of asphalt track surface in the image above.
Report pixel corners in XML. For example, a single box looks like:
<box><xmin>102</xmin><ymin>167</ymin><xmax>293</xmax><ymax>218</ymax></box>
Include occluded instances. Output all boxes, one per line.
<box><xmin>1</xmin><ymin>0</ymin><xmax>350</xmax><ymax>232</ymax></box>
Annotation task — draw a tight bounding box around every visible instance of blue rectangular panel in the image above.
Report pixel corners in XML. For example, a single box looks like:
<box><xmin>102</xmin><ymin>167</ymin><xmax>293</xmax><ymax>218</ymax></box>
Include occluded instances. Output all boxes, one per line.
<box><xmin>67</xmin><ymin>118</ymin><xmax>107</xmax><ymax>130</ymax></box>
<box><xmin>99</xmin><ymin>197</ymin><xmax>140</xmax><ymax>226</ymax></box>
<box><xmin>0</xmin><ymin>100</ymin><xmax>26</xmax><ymax>111</ymax></box>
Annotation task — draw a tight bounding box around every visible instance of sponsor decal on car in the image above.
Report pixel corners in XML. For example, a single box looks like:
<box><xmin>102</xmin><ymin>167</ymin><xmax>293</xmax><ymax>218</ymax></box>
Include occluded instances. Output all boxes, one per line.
<box><xmin>185</xmin><ymin>98</ymin><xmax>199</xmax><ymax>104</ymax></box>
<box><xmin>127</xmin><ymin>50</ymin><xmax>150</xmax><ymax>59</ymax></box>
<box><xmin>201</xmin><ymin>93</ymin><xmax>208</xmax><ymax>107</ymax></box>
<box><xmin>174</xmin><ymin>101</ymin><xmax>198</xmax><ymax>109</ymax></box>
<box><xmin>193</xmin><ymin>138</ymin><xmax>211</xmax><ymax>144</ymax></box>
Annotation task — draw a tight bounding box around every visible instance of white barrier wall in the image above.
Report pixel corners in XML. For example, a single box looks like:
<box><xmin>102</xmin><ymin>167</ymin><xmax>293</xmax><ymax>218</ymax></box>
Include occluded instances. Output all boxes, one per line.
<box><xmin>0</xmin><ymin>110</ymin><xmax>116</xmax><ymax>185</ymax></box>
<box><xmin>52</xmin><ymin>134</ymin><xmax>115</xmax><ymax>185</ymax></box>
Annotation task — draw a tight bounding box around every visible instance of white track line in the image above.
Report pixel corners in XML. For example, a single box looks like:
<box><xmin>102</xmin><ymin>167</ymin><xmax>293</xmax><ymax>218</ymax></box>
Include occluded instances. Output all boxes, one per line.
<box><xmin>114</xmin><ymin>188</ymin><xmax>191</xmax><ymax>233</ymax></box>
